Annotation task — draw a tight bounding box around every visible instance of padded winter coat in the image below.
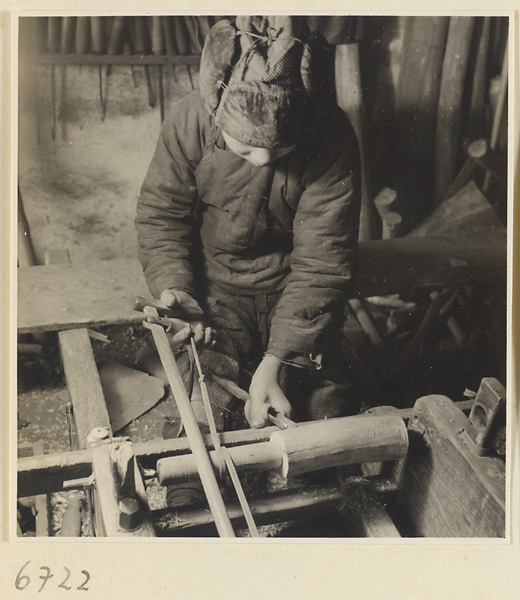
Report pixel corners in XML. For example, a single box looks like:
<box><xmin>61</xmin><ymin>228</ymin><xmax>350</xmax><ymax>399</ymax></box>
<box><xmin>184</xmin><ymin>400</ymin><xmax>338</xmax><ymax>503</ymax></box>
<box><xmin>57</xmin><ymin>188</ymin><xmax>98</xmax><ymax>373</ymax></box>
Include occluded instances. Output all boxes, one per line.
<box><xmin>136</xmin><ymin>91</ymin><xmax>360</xmax><ymax>367</ymax></box>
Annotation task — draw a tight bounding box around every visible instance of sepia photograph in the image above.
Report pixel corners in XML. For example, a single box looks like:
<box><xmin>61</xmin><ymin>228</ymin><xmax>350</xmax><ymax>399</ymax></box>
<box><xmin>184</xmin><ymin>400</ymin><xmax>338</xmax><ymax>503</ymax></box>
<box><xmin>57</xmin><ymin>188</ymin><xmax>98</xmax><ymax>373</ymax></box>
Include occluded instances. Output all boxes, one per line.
<box><xmin>14</xmin><ymin>13</ymin><xmax>510</xmax><ymax>543</ymax></box>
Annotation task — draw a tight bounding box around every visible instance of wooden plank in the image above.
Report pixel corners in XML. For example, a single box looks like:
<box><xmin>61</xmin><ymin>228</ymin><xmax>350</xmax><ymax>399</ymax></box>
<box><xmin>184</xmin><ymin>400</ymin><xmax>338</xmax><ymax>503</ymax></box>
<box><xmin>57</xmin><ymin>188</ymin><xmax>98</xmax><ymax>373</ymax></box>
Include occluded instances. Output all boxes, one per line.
<box><xmin>58</xmin><ymin>328</ymin><xmax>112</xmax><ymax>448</ymax></box>
<box><xmin>18</xmin><ymin>229</ymin><xmax>506</xmax><ymax>333</ymax></box>
<box><xmin>19</xmin><ymin>259</ymin><xmax>149</xmax><ymax>333</ymax></box>
<box><xmin>395</xmin><ymin>395</ymin><xmax>505</xmax><ymax>537</ymax></box>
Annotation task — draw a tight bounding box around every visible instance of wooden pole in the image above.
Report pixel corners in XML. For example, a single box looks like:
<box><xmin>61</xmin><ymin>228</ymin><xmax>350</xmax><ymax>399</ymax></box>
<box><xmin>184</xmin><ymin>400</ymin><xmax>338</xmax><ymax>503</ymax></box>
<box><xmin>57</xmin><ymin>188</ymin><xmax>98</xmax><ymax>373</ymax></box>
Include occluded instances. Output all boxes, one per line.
<box><xmin>335</xmin><ymin>43</ymin><xmax>373</xmax><ymax>241</ymax></box>
<box><xmin>394</xmin><ymin>16</ymin><xmax>449</xmax><ymax>228</ymax></box>
<box><xmin>434</xmin><ymin>17</ymin><xmax>475</xmax><ymax>204</ymax></box>
<box><xmin>144</xmin><ymin>307</ymin><xmax>235</xmax><ymax>537</ymax></box>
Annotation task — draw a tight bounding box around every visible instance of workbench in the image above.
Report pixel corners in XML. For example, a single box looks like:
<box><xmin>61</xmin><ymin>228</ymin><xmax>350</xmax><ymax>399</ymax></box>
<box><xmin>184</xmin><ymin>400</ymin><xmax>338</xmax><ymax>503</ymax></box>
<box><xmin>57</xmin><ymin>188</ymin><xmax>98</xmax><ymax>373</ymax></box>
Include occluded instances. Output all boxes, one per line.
<box><xmin>16</xmin><ymin>230</ymin><xmax>507</xmax><ymax>537</ymax></box>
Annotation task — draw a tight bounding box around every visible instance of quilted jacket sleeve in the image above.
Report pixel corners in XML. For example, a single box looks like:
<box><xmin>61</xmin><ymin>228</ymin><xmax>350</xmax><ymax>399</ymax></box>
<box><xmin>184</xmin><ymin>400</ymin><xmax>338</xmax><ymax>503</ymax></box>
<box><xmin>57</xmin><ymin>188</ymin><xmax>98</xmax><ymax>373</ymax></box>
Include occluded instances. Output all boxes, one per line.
<box><xmin>267</xmin><ymin>104</ymin><xmax>361</xmax><ymax>367</ymax></box>
<box><xmin>135</xmin><ymin>93</ymin><xmax>209</xmax><ymax>299</ymax></box>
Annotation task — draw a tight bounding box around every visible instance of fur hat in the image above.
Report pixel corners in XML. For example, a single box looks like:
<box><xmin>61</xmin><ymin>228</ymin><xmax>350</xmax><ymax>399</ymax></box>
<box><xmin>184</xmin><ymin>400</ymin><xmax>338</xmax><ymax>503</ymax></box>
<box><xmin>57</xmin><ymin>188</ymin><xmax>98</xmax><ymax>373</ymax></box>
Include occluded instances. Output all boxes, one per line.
<box><xmin>199</xmin><ymin>16</ymin><xmax>331</xmax><ymax>148</ymax></box>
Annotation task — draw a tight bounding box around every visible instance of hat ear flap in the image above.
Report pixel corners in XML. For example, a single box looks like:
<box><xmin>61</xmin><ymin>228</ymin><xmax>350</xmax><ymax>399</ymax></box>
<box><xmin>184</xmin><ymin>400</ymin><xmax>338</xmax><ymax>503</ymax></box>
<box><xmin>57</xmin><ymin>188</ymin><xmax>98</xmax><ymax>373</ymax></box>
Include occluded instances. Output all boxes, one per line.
<box><xmin>301</xmin><ymin>32</ymin><xmax>334</xmax><ymax>96</ymax></box>
<box><xmin>199</xmin><ymin>20</ymin><xmax>239</xmax><ymax>115</ymax></box>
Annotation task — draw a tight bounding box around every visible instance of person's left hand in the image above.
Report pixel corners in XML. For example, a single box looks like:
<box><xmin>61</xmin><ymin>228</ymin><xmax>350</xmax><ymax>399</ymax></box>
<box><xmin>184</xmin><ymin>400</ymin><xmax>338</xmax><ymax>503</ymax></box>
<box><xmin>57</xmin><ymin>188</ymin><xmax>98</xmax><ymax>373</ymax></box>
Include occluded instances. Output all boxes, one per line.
<box><xmin>245</xmin><ymin>354</ymin><xmax>292</xmax><ymax>428</ymax></box>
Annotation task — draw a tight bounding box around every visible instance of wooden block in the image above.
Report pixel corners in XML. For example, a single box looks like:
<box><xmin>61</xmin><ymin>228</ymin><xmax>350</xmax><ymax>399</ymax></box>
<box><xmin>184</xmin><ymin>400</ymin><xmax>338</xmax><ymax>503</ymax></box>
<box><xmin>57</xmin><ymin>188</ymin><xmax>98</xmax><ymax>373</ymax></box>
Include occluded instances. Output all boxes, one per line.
<box><xmin>58</xmin><ymin>328</ymin><xmax>112</xmax><ymax>448</ymax></box>
<box><xmin>394</xmin><ymin>395</ymin><xmax>505</xmax><ymax>537</ymax></box>
<box><xmin>465</xmin><ymin>378</ymin><xmax>506</xmax><ymax>454</ymax></box>
<box><xmin>91</xmin><ymin>442</ymin><xmax>156</xmax><ymax>537</ymax></box>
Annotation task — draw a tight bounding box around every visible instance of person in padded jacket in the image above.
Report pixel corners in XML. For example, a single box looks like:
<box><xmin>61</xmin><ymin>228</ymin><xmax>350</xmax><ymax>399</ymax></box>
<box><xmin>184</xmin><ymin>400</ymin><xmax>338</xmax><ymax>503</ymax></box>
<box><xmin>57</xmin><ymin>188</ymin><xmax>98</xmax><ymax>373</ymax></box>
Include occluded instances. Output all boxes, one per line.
<box><xmin>135</xmin><ymin>16</ymin><xmax>361</xmax><ymax>432</ymax></box>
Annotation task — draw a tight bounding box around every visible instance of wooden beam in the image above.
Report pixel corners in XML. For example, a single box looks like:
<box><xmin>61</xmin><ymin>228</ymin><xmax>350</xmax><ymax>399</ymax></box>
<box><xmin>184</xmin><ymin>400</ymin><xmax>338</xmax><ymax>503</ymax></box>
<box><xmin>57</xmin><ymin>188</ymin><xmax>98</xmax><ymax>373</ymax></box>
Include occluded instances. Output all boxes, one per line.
<box><xmin>153</xmin><ymin>477</ymin><xmax>395</xmax><ymax>536</ymax></box>
<box><xmin>18</xmin><ymin>426</ymin><xmax>281</xmax><ymax>498</ymax></box>
<box><xmin>18</xmin><ymin>230</ymin><xmax>506</xmax><ymax>333</ymax></box>
<box><xmin>394</xmin><ymin>395</ymin><xmax>505</xmax><ymax>537</ymax></box>
<box><xmin>37</xmin><ymin>53</ymin><xmax>201</xmax><ymax>66</ymax></box>
<box><xmin>58</xmin><ymin>328</ymin><xmax>112</xmax><ymax>448</ymax></box>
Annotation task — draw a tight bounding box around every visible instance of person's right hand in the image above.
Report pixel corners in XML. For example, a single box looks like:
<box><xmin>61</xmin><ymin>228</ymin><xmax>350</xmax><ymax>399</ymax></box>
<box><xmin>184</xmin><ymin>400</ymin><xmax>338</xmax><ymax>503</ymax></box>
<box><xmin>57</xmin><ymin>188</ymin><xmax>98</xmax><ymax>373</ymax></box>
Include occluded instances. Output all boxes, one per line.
<box><xmin>160</xmin><ymin>289</ymin><xmax>215</xmax><ymax>352</ymax></box>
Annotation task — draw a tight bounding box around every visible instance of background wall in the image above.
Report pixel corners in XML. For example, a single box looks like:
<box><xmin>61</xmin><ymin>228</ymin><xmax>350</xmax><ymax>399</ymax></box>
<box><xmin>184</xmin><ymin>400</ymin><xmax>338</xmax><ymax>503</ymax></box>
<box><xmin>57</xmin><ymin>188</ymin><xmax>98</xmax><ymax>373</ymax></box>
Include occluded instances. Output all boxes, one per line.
<box><xmin>18</xmin><ymin>15</ymin><xmax>508</xmax><ymax>265</ymax></box>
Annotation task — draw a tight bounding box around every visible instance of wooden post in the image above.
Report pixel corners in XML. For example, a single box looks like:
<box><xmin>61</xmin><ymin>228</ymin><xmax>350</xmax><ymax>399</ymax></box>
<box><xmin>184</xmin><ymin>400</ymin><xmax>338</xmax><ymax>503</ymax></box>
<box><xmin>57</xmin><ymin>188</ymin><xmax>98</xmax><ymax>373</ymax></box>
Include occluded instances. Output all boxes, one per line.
<box><xmin>335</xmin><ymin>43</ymin><xmax>374</xmax><ymax>241</ymax></box>
<box><xmin>434</xmin><ymin>17</ymin><xmax>475</xmax><ymax>204</ymax></box>
<box><xmin>394</xmin><ymin>16</ymin><xmax>449</xmax><ymax>227</ymax></box>
<box><xmin>58</xmin><ymin>328</ymin><xmax>112</xmax><ymax>448</ymax></box>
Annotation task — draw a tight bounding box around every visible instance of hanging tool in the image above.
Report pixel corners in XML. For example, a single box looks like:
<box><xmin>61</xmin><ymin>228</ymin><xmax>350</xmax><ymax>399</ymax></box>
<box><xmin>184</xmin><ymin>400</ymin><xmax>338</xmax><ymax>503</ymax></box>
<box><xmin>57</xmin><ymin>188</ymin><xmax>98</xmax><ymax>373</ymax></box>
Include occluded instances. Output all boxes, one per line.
<box><xmin>133</xmin><ymin>17</ymin><xmax>156</xmax><ymax>108</ymax></box>
<box><xmin>173</xmin><ymin>17</ymin><xmax>194</xmax><ymax>90</ymax></box>
<box><xmin>143</xmin><ymin>306</ymin><xmax>235</xmax><ymax>537</ymax></box>
<box><xmin>208</xmin><ymin>372</ymin><xmax>296</xmax><ymax>430</ymax></box>
<box><xmin>90</xmin><ymin>17</ymin><xmax>106</xmax><ymax>119</ymax></box>
<box><xmin>150</xmin><ymin>16</ymin><xmax>165</xmax><ymax>121</ymax></box>
<box><xmin>47</xmin><ymin>17</ymin><xmax>60</xmax><ymax>140</ymax></box>
<box><xmin>102</xmin><ymin>16</ymin><xmax>129</xmax><ymax>120</ymax></box>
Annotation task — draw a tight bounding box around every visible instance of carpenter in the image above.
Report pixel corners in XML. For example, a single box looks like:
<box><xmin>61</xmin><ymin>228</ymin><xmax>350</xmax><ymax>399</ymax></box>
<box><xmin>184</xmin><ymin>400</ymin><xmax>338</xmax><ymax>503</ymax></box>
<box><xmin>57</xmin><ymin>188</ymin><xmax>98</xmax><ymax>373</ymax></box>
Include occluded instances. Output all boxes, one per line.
<box><xmin>135</xmin><ymin>16</ymin><xmax>361</xmax><ymax>442</ymax></box>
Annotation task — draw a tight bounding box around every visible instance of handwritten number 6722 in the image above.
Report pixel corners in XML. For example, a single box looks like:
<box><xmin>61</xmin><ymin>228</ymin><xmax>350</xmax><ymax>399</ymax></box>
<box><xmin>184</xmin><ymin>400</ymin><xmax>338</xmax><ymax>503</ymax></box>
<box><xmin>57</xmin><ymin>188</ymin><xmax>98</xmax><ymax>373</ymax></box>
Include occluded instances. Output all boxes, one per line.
<box><xmin>15</xmin><ymin>562</ymin><xmax>90</xmax><ymax>592</ymax></box>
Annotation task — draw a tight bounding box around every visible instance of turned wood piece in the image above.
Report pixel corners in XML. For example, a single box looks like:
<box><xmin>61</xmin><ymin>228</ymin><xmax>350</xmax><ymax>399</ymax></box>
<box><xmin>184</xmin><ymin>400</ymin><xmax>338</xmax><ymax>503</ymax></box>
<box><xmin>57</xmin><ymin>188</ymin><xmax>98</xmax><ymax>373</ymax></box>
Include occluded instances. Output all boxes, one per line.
<box><xmin>157</xmin><ymin>415</ymin><xmax>409</xmax><ymax>484</ymax></box>
<box><xmin>271</xmin><ymin>416</ymin><xmax>408</xmax><ymax>477</ymax></box>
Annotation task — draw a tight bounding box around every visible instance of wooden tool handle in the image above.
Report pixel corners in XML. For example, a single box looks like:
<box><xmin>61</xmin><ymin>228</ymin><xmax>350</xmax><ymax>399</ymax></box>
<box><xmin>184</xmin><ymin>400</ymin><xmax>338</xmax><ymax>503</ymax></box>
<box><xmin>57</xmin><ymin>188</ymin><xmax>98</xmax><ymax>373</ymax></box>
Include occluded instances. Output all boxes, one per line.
<box><xmin>132</xmin><ymin>295</ymin><xmax>202</xmax><ymax>322</ymax></box>
<box><xmin>145</xmin><ymin>307</ymin><xmax>235</xmax><ymax>537</ymax></box>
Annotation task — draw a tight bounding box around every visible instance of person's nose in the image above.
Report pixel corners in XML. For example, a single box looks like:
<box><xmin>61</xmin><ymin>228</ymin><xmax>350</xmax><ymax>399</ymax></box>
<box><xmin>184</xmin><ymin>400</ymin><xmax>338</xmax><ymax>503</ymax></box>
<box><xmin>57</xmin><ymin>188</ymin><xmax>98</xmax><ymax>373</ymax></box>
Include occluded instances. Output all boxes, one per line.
<box><xmin>249</xmin><ymin>148</ymin><xmax>273</xmax><ymax>166</ymax></box>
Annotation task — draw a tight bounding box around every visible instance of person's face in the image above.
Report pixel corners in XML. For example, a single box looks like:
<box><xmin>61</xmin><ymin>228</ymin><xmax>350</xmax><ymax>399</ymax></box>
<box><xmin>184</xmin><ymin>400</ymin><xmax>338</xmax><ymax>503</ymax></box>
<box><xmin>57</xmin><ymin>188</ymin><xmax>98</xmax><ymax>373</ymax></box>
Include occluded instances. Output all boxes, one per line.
<box><xmin>222</xmin><ymin>132</ymin><xmax>296</xmax><ymax>167</ymax></box>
